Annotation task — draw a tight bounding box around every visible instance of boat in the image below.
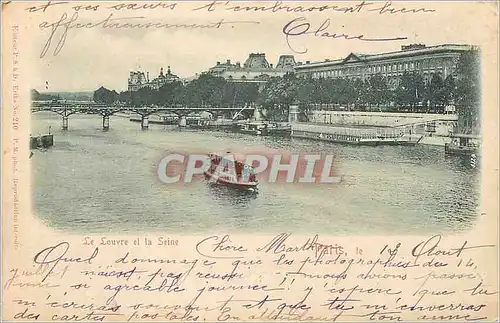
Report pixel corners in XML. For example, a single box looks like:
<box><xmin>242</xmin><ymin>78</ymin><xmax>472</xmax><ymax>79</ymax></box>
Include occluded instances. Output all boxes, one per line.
<box><xmin>379</xmin><ymin>133</ymin><xmax>424</xmax><ymax>146</ymax></box>
<box><xmin>129</xmin><ymin>114</ymin><xmax>178</xmax><ymax>125</ymax></box>
<box><xmin>204</xmin><ymin>152</ymin><xmax>259</xmax><ymax>191</ymax></box>
<box><xmin>30</xmin><ymin>134</ymin><xmax>54</xmax><ymax>149</ymax></box>
<box><xmin>237</xmin><ymin>121</ymin><xmax>291</xmax><ymax>136</ymax></box>
<box><xmin>237</xmin><ymin>121</ymin><xmax>267</xmax><ymax>135</ymax></box>
<box><xmin>291</xmin><ymin>125</ymin><xmax>423</xmax><ymax>146</ymax></box>
<box><xmin>445</xmin><ymin>134</ymin><xmax>480</xmax><ymax>156</ymax></box>
<box><xmin>265</xmin><ymin>122</ymin><xmax>292</xmax><ymax>136</ymax></box>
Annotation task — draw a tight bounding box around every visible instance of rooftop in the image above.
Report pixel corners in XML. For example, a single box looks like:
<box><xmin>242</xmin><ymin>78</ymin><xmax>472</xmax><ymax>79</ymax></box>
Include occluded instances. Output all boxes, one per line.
<box><xmin>295</xmin><ymin>44</ymin><xmax>475</xmax><ymax>69</ymax></box>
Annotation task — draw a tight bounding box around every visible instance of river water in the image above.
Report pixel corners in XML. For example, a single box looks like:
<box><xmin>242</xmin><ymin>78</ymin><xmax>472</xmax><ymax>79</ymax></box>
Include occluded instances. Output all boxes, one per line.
<box><xmin>31</xmin><ymin>113</ymin><xmax>480</xmax><ymax>235</ymax></box>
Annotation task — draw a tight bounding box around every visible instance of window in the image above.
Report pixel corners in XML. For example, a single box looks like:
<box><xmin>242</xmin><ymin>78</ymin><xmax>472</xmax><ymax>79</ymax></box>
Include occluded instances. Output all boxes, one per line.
<box><xmin>404</xmin><ymin>63</ymin><xmax>408</xmax><ymax>69</ymax></box>
<box><xmin>410</xmin><ymin>62</ymin><xmax>414</xmax><ymax>69</ymax></box>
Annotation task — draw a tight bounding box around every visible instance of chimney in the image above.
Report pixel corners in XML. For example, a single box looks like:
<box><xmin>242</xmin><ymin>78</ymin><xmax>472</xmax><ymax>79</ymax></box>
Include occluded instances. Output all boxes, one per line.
<box><xmin>227</xmin><ymin>59</ymin><xmax>231</xmax><ymax>64</ymax></box>
<box><xmin>270</xmin><ymin>63</ymin><xmax>273</xmax><ymax>68</ymax></box>
<box><xmin>216</xmin><ymin>61</ymin><xmax>220</xmax><ymax>65</ymax></box>
<box><xmin>147</xmin><ymin>72</ymin><xmax>149</xmax><ymax>81</ymax></box>
<box><xmin>306</xmin><ymin>61</ymin><xmax>310</xmax><ymax>64</ymax></box>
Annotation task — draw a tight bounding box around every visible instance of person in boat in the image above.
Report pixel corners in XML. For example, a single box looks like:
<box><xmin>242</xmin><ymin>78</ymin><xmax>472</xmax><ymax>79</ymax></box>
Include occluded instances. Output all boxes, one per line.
<box><xmin>235</xmin><ymin>160</ymin><xmax>243</xmax><ymax>181</ymax></box>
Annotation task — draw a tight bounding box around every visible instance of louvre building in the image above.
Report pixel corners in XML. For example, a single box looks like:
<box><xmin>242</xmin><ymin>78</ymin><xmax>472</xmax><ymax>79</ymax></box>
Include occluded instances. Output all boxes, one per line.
<box><xmin>294</xmin><ymin>44</ymin><xmax>474</xmax><ymax>88</ymax></box>
<box><xmin>206</xmin><ymin>53</ymin><xmax>296</xmax><ymax>83</ymax></box>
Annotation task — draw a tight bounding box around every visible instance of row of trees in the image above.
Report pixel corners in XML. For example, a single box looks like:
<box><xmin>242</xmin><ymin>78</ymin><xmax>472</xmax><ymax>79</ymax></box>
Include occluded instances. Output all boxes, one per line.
<box><xmin>259</xmin><ymin>50</ymin><xmax>478</xmax><ymax>120</ymax></box>
<box><xmin>111</xmin><ymin>75</ymin><xmax>260</xmax><ymax>108</ymax></box>
<box><xmin>31</xmin><ymin>89</ymin><xmax>59</xmax><ymax>101</ymax></box>
<box><xmin>94</xmin><ymin>50</ymin><xmax>479</xmax><ymax>125</ymax></box>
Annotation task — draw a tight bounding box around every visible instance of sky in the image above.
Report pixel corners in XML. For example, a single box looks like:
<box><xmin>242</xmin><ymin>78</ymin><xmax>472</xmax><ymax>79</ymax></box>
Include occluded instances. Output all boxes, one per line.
<box><xmin>11</xmin><ymin>1</ymin><xmax>497</xmax><ymax>92</ymax></box>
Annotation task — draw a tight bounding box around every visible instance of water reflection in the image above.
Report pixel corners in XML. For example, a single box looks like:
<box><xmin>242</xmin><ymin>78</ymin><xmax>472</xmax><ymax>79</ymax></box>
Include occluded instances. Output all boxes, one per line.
<box><xmin>31</xmin><ymin>114</ymin><xmax>481</xmax><ymax>235</ymax></box>
<box><xmin>205</xmin><ymin>181</ymin><xmax>259</xmax><ymax>207</ymax></box>
<box><xmin>445</xmin><ymin>154</ymin><xmax>479</xmax><ymax>171</ymax></box>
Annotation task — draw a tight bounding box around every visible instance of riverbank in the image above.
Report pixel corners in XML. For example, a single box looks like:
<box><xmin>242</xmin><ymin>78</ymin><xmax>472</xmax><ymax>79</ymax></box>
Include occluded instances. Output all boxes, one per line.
<box><xmin>291</xmin><ymin>122</ymin><xmax>450</xmax><ymax>146</ymax></box>
<box><xmin>117</xmin><ymin>111</ymin><xmax>453</xmax><ymax>146</ymax></box>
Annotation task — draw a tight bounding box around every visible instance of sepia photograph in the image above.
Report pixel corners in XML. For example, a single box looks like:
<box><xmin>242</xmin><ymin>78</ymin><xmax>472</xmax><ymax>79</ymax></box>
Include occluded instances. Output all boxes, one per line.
<box><xmin>29</xmin><ymin>4</ymin><xmax>481</xmax><ymax>236</ymax></box>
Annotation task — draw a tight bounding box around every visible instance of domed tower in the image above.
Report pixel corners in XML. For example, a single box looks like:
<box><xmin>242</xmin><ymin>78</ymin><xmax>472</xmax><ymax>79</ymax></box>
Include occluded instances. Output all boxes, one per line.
<box><xmin>276</xmin><ymin>55</ymin><xmax>296</xmax><ymax>70</ymax></box>
<box><xmin>243</xmin><ymin>53</ymin><xmax>270</xmax><ymax>68</ymax></box>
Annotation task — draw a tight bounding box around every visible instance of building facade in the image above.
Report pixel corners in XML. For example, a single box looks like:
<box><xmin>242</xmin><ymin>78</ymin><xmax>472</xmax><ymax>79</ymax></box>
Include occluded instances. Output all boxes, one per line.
<box><xmin>294</xmin><ymin>44</ymin><xmax>474</xmax><ymax>88</ymax></box>
<box><xmin>206</xmin><ymin>53</ymin><xmax>296</xmax><ymax>83</ymax></box>
<box><xmin>128</xmin><ymin>66</ymin><xmax>180</xmax><ymax>91</ymax></box>
<box><xmin>128</xmin><ymin>71</ymin><xmax>148</xmax><ymax>91</ymax></box>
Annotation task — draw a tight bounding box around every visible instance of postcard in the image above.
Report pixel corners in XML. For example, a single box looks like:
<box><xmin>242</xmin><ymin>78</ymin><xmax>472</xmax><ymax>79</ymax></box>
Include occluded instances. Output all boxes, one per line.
<box><xmin>2</xmin><ymin>1</ymin><xmax>499</xmax><ymax>321</ymax></box>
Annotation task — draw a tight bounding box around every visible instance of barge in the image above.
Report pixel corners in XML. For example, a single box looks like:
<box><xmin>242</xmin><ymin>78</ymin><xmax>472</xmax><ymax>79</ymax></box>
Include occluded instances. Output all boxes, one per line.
<box><xmin>445</xmin><ymin>134</ymin><xmax>480</xmax><ymax>156</ymax></box>
<box><xmin>291</xmin><ymin>124</ymin><xmax>423</xmax><ymax>146</ymax></box>
<box><xmin>236</xmin><ymin>121</ymin><xmax>291</xmax><ymax>137</ymax></box>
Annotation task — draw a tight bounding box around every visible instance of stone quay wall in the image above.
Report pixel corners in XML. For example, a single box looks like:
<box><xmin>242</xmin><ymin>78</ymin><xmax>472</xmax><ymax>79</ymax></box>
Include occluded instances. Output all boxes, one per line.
<box><xmin>309</xmin><ymin>111</ymin><xmax>458</xmax><ymax>137</ymax></box>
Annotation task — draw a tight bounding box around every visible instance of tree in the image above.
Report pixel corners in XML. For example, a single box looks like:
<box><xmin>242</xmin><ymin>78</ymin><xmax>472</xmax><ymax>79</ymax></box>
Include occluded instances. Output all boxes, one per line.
<box><xmin>118</xmin><ymin>91</ymin><xmax>132</xmax><ymax>103</ymax></box>
<box><xmin>455</xmin><ymin>49</ymin><xmax>480</xmax><ymax>133</ymax></box>
<box><xmin>157</xmin><ymin>81</ymin><xmax>185</xmax><ymax>106</ymax></box>
<box><xmin>93</xmin><ymin>86</ymin><xmax>118</xmax><ymax>104</ymax></box>
<box><xmin>394</xmin><ymin>72</ymin><xmax>425</xmax><ymax>112</ymax></box>
<box><xmin>366</xmin><ymin>74</ymin><xmax>389</xmax><ymax>110</ymax></box>
<box><xmin>130</xmin><ymin>87</ymin><xmax>154</xmax><ymax>106</ymax></box>
<box><xmin>294</xmin><ymin>76</ymin><xmax>315</xmax><ymax>120</ymax></box>
<box><xmin>31</xmin><ymin>89</ymin><xmax>58</xmax><ymax>101</ymax></box>
<box><xmin>425</xmin><ymin>73</ymin><xmax>445</xmax><ymax>113</ymax></box>
<box><xmin>442</xmin><ymin>75</ymin><xmax>455</xmax><ymax>105</ymax></box>
<box><xmin>233</xmin><ymin>83</ymin><xmax>259</xmax><ymax>105</ymax></box>
<box><xmin>258</xmin><ymin>74</ymin><xmax>299</xmax><ymax>121</ymax></box>
<box><xmin>352</xmin><ymin>78</ymin><xmax>368</xmax><ymax>110</ymax></box>
<box><xmin>184</xmin><ymin>74</ymin><xmax>227</xmax><ymax>107</ymax></box>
